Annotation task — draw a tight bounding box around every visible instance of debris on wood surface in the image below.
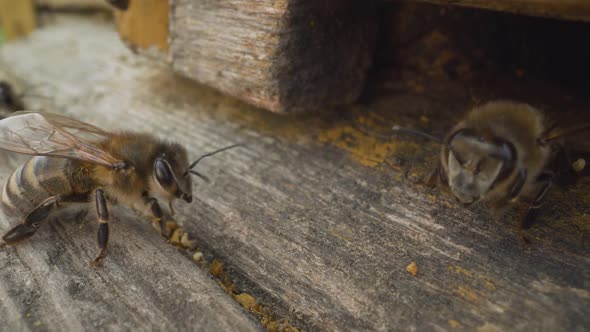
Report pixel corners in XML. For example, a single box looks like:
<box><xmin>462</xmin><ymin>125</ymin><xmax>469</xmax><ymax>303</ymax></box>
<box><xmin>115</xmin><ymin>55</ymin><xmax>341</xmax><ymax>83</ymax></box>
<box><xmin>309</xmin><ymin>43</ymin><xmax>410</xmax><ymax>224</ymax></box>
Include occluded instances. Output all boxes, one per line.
<box><xmin>406</xmin><ymin>262</ymin><xmax>419</xmax><ymax>276</ymax></box>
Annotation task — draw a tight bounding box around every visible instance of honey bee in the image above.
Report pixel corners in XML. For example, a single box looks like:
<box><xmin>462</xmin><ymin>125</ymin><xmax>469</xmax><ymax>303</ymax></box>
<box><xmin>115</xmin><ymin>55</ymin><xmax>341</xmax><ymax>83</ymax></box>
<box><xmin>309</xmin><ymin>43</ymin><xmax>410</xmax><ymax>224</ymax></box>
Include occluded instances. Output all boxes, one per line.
<box><xmin>394</xmin><ymin>100</ymin><xmax>589</xmax><ymax>229</ymax></box>
<box><xmin>0</xmin><ymin>112</ymin><xmax>239</xmax><ymax>266</ymax></box>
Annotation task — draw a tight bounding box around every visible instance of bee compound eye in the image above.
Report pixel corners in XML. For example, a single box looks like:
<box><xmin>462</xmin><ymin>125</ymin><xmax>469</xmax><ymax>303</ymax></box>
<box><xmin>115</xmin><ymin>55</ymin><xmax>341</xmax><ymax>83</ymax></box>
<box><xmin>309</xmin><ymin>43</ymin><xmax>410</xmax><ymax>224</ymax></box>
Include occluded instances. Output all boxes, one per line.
<box><xmin>154</xmin><ymin>159</ymin><xmax>175</xmax><ymax>187</ymax></box>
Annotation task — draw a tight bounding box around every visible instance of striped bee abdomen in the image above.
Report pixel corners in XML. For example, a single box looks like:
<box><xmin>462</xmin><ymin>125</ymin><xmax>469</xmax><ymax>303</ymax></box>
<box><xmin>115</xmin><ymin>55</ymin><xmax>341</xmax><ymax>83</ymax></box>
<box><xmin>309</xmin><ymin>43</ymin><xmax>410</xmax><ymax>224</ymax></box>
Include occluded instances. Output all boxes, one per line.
<box><xmin>1</xmin><ymin>157</ymin><xmax>74</xmax><ymax>217</ymax></box>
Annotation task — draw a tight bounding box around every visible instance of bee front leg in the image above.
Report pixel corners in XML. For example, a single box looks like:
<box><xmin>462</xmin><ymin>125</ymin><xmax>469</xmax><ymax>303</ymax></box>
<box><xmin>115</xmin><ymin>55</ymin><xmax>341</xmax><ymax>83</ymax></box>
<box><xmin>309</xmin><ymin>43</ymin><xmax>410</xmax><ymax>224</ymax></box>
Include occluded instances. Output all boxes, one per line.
<box><xmin>521</xmin><ymin>172</ymin><xmax>553</xmax><ymax>231</ymax></box>
<box><xmin>425</xmin><ymin>164</ymin><xmax>440</xmax><ymax>188</ymax></box>
<box><xmin>91</xmin><ymin>189</ymin><xmax>109</xmax><ymax>267</ymax></box>
<box><xmin>144</xmin><ymin>197</ymin><xmax>177</xmax><ymax>239</ymax></box>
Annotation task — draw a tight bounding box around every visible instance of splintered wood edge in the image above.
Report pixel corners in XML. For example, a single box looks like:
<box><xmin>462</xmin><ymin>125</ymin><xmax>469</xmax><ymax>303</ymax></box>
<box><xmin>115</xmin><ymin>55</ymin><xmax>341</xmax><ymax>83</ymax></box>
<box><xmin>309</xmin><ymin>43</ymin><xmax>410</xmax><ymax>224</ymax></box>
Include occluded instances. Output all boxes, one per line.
<box><xmin>114</xmin><ymin>0</ymin><xmax>168</xmax><ymax>53</ymax></box>
<box><xmin>417</xmin><ymin>0</ymin><xmax>590</xmax><ymax>22</ymax></box>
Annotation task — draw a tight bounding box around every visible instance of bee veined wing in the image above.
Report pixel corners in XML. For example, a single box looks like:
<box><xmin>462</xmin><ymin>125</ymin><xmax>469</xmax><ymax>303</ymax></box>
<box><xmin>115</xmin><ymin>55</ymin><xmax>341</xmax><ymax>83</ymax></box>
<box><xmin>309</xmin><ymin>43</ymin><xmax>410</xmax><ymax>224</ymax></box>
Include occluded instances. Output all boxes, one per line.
<box><xmin>0</xmin><ymin>112</ymin><xmax>123</xmax><ymax>168</ymax></box>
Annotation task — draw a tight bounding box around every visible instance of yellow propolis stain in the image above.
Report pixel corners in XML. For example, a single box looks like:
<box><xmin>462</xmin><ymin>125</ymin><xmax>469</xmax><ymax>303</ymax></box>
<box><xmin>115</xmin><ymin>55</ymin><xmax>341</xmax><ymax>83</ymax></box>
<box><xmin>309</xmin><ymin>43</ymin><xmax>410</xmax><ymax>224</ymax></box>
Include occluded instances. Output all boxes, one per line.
<box><xmin>317</xmin><ymin>114</ymin><xmax>424</xmax><ymax>169</ymax></box>
<box><xmin>449</xmin><ymin>265</ymin><xmax>496</xmax><ymax>291</ymax></box>
<box><xmin>448</xmin><ymin>319</ymin><xmax>462</xmax><ymax>328</ymax></box>
<box><xmin>455</xmin><ymin>285</ymin><xmax>480</xmax><ymax>304</ymax></box>
<box><xmin>318</xmin><ymin>125</ymin><xmax>398</xmax><ymax>167</ymax></box>
<box><xmin>150</xmin><ymin>72</ymin><xmax>440</xmax><ymax>177</ymax></box>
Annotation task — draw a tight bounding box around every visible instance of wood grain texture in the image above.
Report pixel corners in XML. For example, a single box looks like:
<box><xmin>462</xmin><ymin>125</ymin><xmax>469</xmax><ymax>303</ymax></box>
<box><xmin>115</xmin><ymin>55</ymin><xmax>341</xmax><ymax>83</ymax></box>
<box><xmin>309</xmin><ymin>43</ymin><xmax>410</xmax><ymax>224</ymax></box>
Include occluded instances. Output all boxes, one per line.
<box><xmin>415</xmin><ymin>0</ymin><xmax>590</xmax><ymax>21</ymax></box>
<box><xmin>0</xmin><ymin>206</ymin><xmax>261</xmax><ymax>331</ymax></box>
<box><xmin>169</xmin><ymin>0</ymin><xmax>376</xmax><ymax>112</ymax></box>
<box><xmin>1</xmin><ymin>16</ymin><xmax>590</xmax><ymax>331</ymax></box>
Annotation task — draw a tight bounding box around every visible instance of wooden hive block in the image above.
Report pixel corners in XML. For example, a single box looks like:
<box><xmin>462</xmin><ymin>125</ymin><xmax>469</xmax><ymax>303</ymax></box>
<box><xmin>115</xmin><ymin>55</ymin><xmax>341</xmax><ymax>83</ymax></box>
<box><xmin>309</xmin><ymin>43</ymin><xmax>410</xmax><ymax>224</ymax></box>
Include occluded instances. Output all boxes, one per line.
<box><xmin>417</xmin><ymin>0</ymin><xmax>590</xmax><ymax>22</ymax></box>
<box><xmin>114</xmin><ymin>0</ymin><xmax>169</xmax><ymax>53</ymax></box>
<box><xmin>114</xmin><ymin>0</ymin><xmax>377</xmax><ymax>112</ymax></box>
<box><xmin>0</xmin><ymin>0</ymin><xmax>36</xmax><ymax>41</ymax></box>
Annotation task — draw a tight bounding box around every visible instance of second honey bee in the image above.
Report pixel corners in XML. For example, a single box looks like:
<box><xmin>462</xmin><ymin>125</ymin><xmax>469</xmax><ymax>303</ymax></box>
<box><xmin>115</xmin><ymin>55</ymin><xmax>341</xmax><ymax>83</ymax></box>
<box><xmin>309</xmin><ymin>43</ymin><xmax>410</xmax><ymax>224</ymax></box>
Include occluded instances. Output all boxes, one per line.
<box><xmin>395</xmin><ymin>100</ymin><xmax>589</xmax><ymax>228</ymax></box>
<box><xmin>0</xmin><ymin>112</ymin><xmax>238</xmax><ymax>266</ymax></box>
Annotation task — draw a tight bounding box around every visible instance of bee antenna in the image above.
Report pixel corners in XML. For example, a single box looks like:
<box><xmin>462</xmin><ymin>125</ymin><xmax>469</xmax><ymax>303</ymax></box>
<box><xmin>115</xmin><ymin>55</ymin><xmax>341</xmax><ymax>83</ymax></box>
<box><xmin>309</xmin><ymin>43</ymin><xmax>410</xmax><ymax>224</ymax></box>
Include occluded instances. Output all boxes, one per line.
<box><xmin>187</xmin><ymin>169</ymin><xmax>210</xmax><ymax>182</ymax></box>
<box><xmin>392</xmin><ymin>125</ymin><xmax>443</xmax><ymax>144</ymax></box>
<box><xmin>185</xmin><ymin>143</ymin><xmax>242</xmax><ymax>175</ymax></box>
<box><xmin>541</xmin><ymin>123</ymin><xmax>590</xmax><ymax>143</ymax></box>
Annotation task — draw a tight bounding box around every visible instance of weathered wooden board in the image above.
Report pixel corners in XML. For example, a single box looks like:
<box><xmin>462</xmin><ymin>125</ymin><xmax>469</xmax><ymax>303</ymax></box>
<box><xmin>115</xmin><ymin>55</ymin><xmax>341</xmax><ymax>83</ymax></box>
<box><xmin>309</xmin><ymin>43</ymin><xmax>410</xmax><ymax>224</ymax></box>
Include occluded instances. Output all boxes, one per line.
<box><xmin>415</xmin><ymin>0</ymin><xmax>590</xmax><ymax>22</ymax></box>
<box><xmin>1</xmin><ymin>15</ymin><xmax>589</xmax><ymax>332</ymax></box>
<box><xmin>0</xmin><ymin>206</ymin><xmax>261</xmax><ymax>331</ymax></box>
<box><xmin>166</xmin><ymin>0</ymin><xmax>376</xmax><ymax>112</ymax></box>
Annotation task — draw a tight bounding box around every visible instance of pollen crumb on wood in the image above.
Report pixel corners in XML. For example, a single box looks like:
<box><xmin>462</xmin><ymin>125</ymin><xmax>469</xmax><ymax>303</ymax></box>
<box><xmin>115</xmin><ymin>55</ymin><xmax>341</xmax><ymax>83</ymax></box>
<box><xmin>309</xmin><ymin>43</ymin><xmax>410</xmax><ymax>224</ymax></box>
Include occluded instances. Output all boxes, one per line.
<box><xmin>169</xmin><ymin>227</ymin><xmax>184</xmax><ymax>246</ymax></box>
<box><xmin>206</xmin><ymin>260</ymin><xmax>299</xmax><ymax>331</ymax></box>
<box><xmin>448</xmin><ymin>319</ymin><xmax>461</xmax><ymax>328</ymax></box>
<box><xmin>406</xmin><ymin>262</ymin><xmax>418</xmax><ymax>276</ymax></box>
<box><xmin>449</xmin><ymin>265</ymin><xmax>496</xmax><ymax>291</ymax></box>
<box><xmin>192</xmin><ymin>251</ymin><xmax>203</xmax><ymax>262</ymax></box>
<box><xmin>163</xmin><ymin>220</ymin><xmax>178</xmax><ymax>238</ymax></box>
<box><xmin>234</xmin><ymin>293</ymin><xmax>262</xmax><ymax>314</ymax></box>
<box><xmin>180</xmin><ymin>232</ymin><xmax>194</xmax><ymax>249</ymax></box>
<box><xmin>145</xmin><ymin>220</ymin><xmax>299</xmax><ymax>330</ymax></box>
<box><xmin>572</xmin><ymin>158</ymin><xmax>586</xmax><ymax>172</ymax></box>
<box><xmin>209</xmin><ymin>259</ymin><xmax>224</xmax><ymax>278</ymax></box>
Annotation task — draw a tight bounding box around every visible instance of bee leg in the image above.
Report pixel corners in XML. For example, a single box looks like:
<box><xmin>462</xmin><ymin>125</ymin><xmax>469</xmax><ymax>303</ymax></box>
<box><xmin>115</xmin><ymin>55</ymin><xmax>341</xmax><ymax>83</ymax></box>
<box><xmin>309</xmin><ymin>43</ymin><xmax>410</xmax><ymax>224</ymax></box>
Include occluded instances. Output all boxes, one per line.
<box><xmin>425</xmin><ymin>164</ymin><xmax>440</xmax><ymax>188</ymax></box>
<box><xmin>1</xmin><ymin>196</ymin><xmax>60</xmax><ymax>246</ymax></box>
<box><xmin>1</xmin><ymin>224</ymin><xmax>40</xmax><ymax>247</ymax></box>
<box><xmin>521</xmin><ymin>172</ymin><xmax>554</xmax><ymax>231</ymax></box>
<box><xmin>144</xmin><ymin>197</ymin><xmax>177</xmax><ymax>239</ymax></box>
<box><xmin>1</xmin><ymin>194</ymin><xmax>92</xmax><ymax>248</ymax></box>
<box><xmin>91</xmin><ymin>189</ymin><xmax>109</xmax><ymax>267</ymax></box>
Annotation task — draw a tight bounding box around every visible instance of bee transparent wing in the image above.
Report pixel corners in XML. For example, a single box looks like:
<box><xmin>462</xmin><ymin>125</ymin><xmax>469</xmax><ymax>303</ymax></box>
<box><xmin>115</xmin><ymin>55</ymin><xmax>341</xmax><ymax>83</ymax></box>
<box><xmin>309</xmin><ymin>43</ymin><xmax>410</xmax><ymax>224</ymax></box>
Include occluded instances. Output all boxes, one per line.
<box><xmin>0</xmin><ymin>112</ymin><xmax>123</xmax><ymax>168</ymax></box>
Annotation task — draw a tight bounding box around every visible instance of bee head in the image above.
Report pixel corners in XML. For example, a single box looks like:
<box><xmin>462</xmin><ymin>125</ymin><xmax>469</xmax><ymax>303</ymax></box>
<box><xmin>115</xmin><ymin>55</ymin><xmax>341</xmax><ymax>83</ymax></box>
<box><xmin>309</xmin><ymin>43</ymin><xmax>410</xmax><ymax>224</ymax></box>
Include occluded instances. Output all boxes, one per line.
<box><xmin>446</xmin><ymin>129</ymin><xmax>515</xmax><ymax>204</ymax></box>
<box><xmin>153</xmin><ymin>144</ymin><xmax>193</xmax><ymax>203</ymax></box>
